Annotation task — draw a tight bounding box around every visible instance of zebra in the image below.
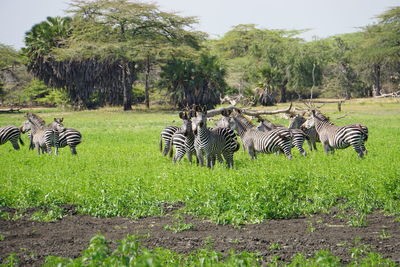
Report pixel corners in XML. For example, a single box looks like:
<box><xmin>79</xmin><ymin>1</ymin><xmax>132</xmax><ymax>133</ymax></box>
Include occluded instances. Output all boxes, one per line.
<box><xmin>160</xmin><ymin>125</ymin><xmax>180</xmax><ymax>157</ymax></box>
<box><xmin>48</xmin><ymin>118</ymin><xmax>82</xmax><ymax>155</ymax></box>
<box><xmin>255</xmin><ymin>116</ymin><xmax>307</xmax><ymax>156</ymax></box>
<box><xmin>0</xmin><ymin>125</ymin><xmax>24</xmax><ymax>150</ymax></box>
<box><xmin>289</xmin><ymin>113</ymin><xmax>319</xmax><ymax>151</ymax></box>
<box><xmin>170</xmin><ymin>111</ymin><xmax>197</xmax><ymax>163</ymax></box>
<box><xmin>225</xmin><ymin>111</ymin><xmax>293</xmax><ymax>160</ymax></box>
<box><xmin>302</xmin><ymin>109</ymin><xmax>368</xmax><ymax>157</ymax></box>
<box><xmin>21</xmin><ymin>113</ymin><xmax>64</xmax><ymax>155</ymax></box>
<box><xmin>192</xmin><ymin>106</ymin><xmax>238</xmax><ymax>168</ymax></box>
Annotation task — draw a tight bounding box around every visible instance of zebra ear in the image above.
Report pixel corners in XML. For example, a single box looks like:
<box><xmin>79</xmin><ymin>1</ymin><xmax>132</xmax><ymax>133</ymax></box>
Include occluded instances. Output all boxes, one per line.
<box><xmin>311</xmin><ymin>110</ymin><xmax>316</xmax><ymax>116</ymax></box>
<box><xmin>179</xmin><ymin>111</ymin><xmax>184</xmax><ymax>120</ymax></box>
<box><xmin>227</xmin><ymin>110</ymin><xmax>232</xmax><ymax>116</ymax></box>
<box><xmin>60</xmin><ymin>117</ymin><xmax>64</xmax><ymax>122</ymax></box>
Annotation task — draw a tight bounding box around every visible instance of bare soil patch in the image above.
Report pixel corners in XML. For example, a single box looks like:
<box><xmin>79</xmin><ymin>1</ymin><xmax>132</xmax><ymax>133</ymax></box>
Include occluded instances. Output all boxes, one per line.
<box><xmin>0</xmin><ymin>206</ymin><xmax>399</xmax><ymax>266</ymax></box>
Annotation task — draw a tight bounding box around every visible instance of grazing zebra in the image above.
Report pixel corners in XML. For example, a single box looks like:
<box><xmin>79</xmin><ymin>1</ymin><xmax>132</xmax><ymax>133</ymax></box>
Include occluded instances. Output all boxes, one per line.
<box><xmin>48</xmin><ymin>118</ymin><xmax>82</xmax><ymax>155</ymax></box>
<box><xmin>289</xmin><ymin>114</ymin><xmax>319</xmax><ymax>151</ymax></box>
<box><xmin>256</xmin><ymin>116</ymin><xmax>307</xmax><ymax>156</ymax></box>
<box><xmin>192</xmin><ymin>106</ymin><xmax>238</xmax><ymax>168</ymax></box>
<box><xmin>302</xmin><ymin>110</ymin><xmax>368</xmax><ymax>157</ymax></box>
<box><xmin>160</xmin><ymin>125</ymin><xmax>180</xmax><ymax>157</ymax></box>
<box><xmin>21</xmin><ymin>113</ymin><xmax>64</xmax><ymax>155</ymax></box>
<box><xmin>0</xmin><ymin>125</ymin><xmax>24</xmax><ymax>150</ymax></box>
<box><xmin>170</xmin><ymin>111</ymin><xmax>197</xmax><ymax>163</ymax></box>
<box><xmin>226</xmin><ymin>111</ymin><xmax>293</xmax><ymax>160</ymax></box>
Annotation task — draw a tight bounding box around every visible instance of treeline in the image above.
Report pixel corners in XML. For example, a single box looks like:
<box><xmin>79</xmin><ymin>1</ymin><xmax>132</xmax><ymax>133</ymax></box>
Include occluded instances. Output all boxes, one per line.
<box><xmin>0</xmin><ymin>0</ymin><xmax>399</xmax><ymax>110</ymax></box>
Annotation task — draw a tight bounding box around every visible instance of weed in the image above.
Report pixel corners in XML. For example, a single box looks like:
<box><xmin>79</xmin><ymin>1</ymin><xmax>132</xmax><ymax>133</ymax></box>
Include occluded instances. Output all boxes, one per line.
<box><xmin>0</xmin><ymin>233</ymin><xmax>4</xmax><ymax>241</ymax></box>
<box><xmin>379</xmin><ymin>228</ymin><xmax>391</xmax><ymax>239</ymax></box>
<box><xmin>269</xmin><ymin>243</ymin><xmax>281</xmax><ymax>251</ymax></box>
<box><xmin>307</xmin><ymin>220</ymin><xmax>316</xmax><ymax>233</ymax></box>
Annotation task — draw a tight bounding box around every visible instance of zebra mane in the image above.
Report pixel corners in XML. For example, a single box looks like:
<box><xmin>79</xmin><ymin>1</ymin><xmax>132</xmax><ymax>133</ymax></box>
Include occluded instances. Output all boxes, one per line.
<box><xmin>234</xmin><ymin>113</ymin><xmax>255</xmax><ymax>129</ymax></box>
<box><xmin>314</xmin><ymin>110</ymin><xmax>331</xmax><ymax>122</ymax></box>
<box><xmin>26</xmin><ymin>113</ymin><xmax>46</xmax><ymax>127</ymax></box>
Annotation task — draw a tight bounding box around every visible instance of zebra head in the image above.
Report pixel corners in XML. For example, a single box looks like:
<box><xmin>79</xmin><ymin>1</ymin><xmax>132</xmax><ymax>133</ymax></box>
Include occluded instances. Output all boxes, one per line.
<box><xmin>178</xmin><ymin>111</ymin><xmax>193</xmax><ymax>136</ymax></box>
<box><xmin>191</xmin><ymin>105</ymin><xmax>207</xmax><ymax>135</ymax></box>
<box><xmin>48</xmin><ymin>118</ymin><xmax>65</xmax><ymax>133</ymax></box>
<box><xmin>288</xmin><ymin>114</ymin><xmax>306</xmax><ymax>129</ymax></box>
<box><xmin>215</xmin><ymin>109</ymin><xmax>232</xmax><ymax>128</ymax></box>
<box><xmin>20</xmin><ymin>120</ymin><xmax>32</xmax><ymax>134</ymax></box>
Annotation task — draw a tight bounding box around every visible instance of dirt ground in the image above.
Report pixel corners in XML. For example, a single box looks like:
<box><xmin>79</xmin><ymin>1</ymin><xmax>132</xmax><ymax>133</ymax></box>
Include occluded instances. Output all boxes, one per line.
<box><xmin>0</xmin><ymin>205</ymin><xmax>399</xmax><ymax>266</ymax></box>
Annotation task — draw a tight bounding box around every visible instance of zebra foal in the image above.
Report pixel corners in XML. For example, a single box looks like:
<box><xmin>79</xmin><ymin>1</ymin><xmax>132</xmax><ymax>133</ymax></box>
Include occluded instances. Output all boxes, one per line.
<box><xmin>289</xmin><ymin>113</ymin><xmax>319</xmax><ymax>151</ymax></box>
<box><xmin>0</xmin><ymin>125</ymin><xmax>24</xmax><ymax>150</ymax></box>
<box><xmin>170</xmin><ymin>111</ymin><xmax>197</xmax><ymax>163</ymax></box>
<box><xmin>302</xmin><ymin>110</ymin><xmax>368</xmax><ymax>157</ymax></box>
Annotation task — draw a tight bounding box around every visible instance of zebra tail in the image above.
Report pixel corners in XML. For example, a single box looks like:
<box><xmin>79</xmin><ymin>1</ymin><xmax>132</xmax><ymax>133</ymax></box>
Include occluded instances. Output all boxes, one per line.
<box><xmin>19</xmin><ymin>137</ymin><xmax>25</xmax><ymax>146</ymax></box>
<box><xmin>169</xmin><ymin>140</ymin><xmax>174</xmax><ymax>158</ymax></box>
<box><xmin>355</xmin><ymin>124</ymin><xmax>369</xmax><ymax>142</ymax></box>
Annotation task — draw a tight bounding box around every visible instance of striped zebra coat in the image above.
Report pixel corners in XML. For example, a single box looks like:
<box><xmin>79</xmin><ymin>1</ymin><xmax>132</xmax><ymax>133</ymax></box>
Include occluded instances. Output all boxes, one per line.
<box><xmin>257</xmin><ymin>118</ymin><xmax>307</xmax><ymax>156</ymax></box>
<box><xmin>289</xmin><ymin>114</ymin><xmax>319</xmax><ymax>151</ymax></box>
<box><xmin>48</xmin><ymin>118</ymin><xmax>82</xmax><ymax>155</ymax></box>
<box><xmin>228</xmin><ymin>113</ymin><xmax>293</xmax><ymax>160</ymax></box>
<box><xmin>0</xmin><ymin>125</ymin><xmax>24</xmax><ymax>150</ymax></box>
<box><xmin>160</xmin><ymin>126</ymin><xmax>180</xmax><ymax>157</ymax></box>
<box><xmin>21</xmin><ymin>113</ymin><xmax>64</xmax><ymax>155</ymax></box>
<box><xmin>192</xmin><ymin>108</ymin><xmax>238</xmax><ymax>168</ymax></box>
<box><xmin>304</xmin><ymin>110</ymin><xmax>368</xmax><ymax>157</ymax></box>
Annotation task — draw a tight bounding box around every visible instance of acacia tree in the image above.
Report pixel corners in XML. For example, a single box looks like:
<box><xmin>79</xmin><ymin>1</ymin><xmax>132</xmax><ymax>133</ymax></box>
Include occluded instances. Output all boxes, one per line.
<box><xmin>25</xmin><ymin>0</ymin><xmax>202</xmax><ymax>110</ymax></box>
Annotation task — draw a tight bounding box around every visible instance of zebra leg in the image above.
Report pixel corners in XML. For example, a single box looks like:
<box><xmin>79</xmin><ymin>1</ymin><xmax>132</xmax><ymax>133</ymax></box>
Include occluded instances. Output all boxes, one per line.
<box><xmin>11</xmin><ymin>140</ymin><xmax>20</xmax><ymax>150</ymax></box>
<box><xmin>360</xmin><ymin>142</ymin><xmax>367</xmax><ymax>155</ymax></box>
<box><xmin>350</xmin><ymin>141</ymin><xmax>364</xmax><ymax>158</ymax></box>
<box><xmin>197</xmin><ymin>150</ymin><xmax>205</xmax><ymax>167</ymax></box>
<box><xmin>163</xmin><ymin>140</ymin><xmax>171</xmax><ymax>156</ymax></box>
<box><xmin>187</xmin><ymin>151</ymin><xmax>192</xmax><ymax>163</ymax></box>
<box><xmin>223</xmin><ymin>152</ymin><xmax>233</xmax><ymax>168</ymax></box>
<box><xmin>323</xmin><ymin>142</ymin><xmax>331</xmax><ymax>156</ymax></box>
<box><xmin>70</xmin><ymin>146</ymin><xmax>77</xmax><ymax>155</ymax></box>
<box><xmin>307</xmin><ymin>140</ymin><xmax>313</xmax><ymax>151</ymax></box>
<box><xmin>313</xmin><ymin>141</ymin><xmax>318</xmax><ymax>151</ymax></box>
<box><xmin>216</xmin><ymin>153</ymin><xmax>224</xmax><ymax>164</ymax></box>
<box><xmin>295</xmin><ymin>140</ymin><xmax>307</xmax><ymax>156</ymax></box>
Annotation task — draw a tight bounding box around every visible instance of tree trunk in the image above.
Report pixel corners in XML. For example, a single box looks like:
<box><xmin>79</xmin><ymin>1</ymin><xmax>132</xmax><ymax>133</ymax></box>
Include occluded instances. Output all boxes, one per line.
<box><xmin>372</xmin><ymin>64</ymin><xmax>381</xmax><ymax>97</ymax></box>
<box><xmin>145</xmin><ymin>55</ymin><xmax>150</xmax><ymax>108</ymax></box>
<box><xmin>122</xmin><ymin>62</ymin><xmax>132</xmax><ymax>111</ymax></box>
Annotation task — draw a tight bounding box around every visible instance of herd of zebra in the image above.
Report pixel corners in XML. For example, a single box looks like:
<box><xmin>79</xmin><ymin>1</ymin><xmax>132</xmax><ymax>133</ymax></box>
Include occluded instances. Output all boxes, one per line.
<box><xmin>160</xmin><ymin>105</ymin><xmax>369</xmax><ymax>168</ymax></box>
<box><xmin>0</xmin><ymin>113</ymin><xmax>82</xmax><ymax>155</ymax></box>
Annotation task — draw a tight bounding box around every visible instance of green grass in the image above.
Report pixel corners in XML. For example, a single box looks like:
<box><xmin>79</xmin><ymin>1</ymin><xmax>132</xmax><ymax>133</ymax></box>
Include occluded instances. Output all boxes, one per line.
<box><xmin>0</xmin><ymin>99</ymin><xmax>400</xmax><ymax>226</ymax></box>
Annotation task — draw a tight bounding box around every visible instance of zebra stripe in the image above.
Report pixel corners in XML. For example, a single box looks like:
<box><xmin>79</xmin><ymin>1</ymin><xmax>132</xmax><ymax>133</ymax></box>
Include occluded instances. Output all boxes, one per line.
<box><xmin>0</xmin><ymin>125</ymin><xmax>24</xmax><ymax>150</ymax></box>
<box><xmin>230</xmin><ymin>114</ymin><xmax>292</xmax><ymax>160</ymax></box>
<box><xmin>160</xmin><ymin>126</ymin><xmax>180</xmax><ymax>156</ymax></box>
<box><xmin>257</xmin><ymin>120</ymin><xmax>307</xmax><ymax>156</ymax></box>
<box><xmin>306</xmin><ymin>110</ymin><xmax>368</xmax><ymax>157</ymax></box>
<box><xmin>192</xmin><ymin>110</ymin><xmax>238</xmax><ymax>168</ymax></box>
<box><xmin>289</xmin><ymin>114</ymin><xmax>319</xmax><ymax>151</ymax></box>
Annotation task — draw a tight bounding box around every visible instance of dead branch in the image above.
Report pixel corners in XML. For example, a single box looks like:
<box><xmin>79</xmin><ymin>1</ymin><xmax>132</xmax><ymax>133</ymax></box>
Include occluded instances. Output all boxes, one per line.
<box><xmin>374</xmin><ymin>91</ymin><xmax>400</xmax><ymax>98</ymax></box>
<box><xmin>0</xmin><ymin>108</ymin><xmax>21</xmax><ymax>113</ymax></box>
<box><xmin>206</xmin><ymin>102</ymin><xmax>292</xmax><ymax>117</ymax></box>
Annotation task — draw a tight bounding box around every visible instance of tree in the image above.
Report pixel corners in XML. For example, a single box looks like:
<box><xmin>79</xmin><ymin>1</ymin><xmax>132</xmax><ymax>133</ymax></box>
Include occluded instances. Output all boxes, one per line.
<box><xmin>159</xmin><ymin>52</ymin><xmax>227</xmax><ymax>109</ymax></box>
<box><xmin>24</xmin><ymin>0</ymin><xmax>202</xmax><ymax>110</ymax></box>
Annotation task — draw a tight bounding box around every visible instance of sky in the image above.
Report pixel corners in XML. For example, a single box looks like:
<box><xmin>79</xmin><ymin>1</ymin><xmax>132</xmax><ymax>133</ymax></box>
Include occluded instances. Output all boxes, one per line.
<box><xmin>0</xmin><ymin>0</ymin><xmax>399</xmax><ymax>50</ymax></box>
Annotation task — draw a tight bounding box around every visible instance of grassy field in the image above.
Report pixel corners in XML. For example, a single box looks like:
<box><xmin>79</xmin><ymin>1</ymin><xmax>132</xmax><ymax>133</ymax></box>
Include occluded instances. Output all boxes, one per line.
<box><xmin>0</xmin><ymin>99</ymin><xmax>400</xmax><ymax>226</ymax></box>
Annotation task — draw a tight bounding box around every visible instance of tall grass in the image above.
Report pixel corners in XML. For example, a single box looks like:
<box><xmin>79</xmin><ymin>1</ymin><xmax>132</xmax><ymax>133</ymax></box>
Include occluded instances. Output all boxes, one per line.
<box><xmin>1</xmin><ymin>99</ymin><xmax>399</xmax><ymax>225</ymax></box>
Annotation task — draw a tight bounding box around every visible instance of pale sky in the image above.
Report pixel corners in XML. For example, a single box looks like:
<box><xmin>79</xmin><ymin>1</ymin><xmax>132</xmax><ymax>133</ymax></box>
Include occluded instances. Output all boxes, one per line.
<box><xmin>0</xmin><ymin>0</ymin><xmax>399</xmax><ymax>50</ymax></box>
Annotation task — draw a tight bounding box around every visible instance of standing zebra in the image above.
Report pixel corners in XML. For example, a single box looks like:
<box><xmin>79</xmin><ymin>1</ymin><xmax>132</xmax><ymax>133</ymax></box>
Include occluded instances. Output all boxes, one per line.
<box><xmin>48</xmin><ymin>118</ymin><xmax>82</xmax><ymax>155</ymax></box>
<box><xmin>160</xmin><ymin>125</ymin><xmax>180</xmax><ymax>157</ymax></box>
<box><xmin>21</xmin><ymin>113</ymin><xmax>64</xmax><ymax>155</ymax></box>
<box><xmin>170</xmin><ymin>111</ymin><xmax>197</xmax><ymax>163</ymax></box>
<box><xmin>289</xmin><ymin>113</ymin><xmax>319</xmax><ymax>151</ymax></box>
<box><xmin>192</xmin><ymin>106</ymin><xmax>238</xmax><ymax>168</ymax></box>
<box><xmin>0</xmin><ymin>125</ymin><xmax>24</xmax><ymax>150</ymax></box>
<box><xmin>255</xmin><ymin>116</ymin><xmax>307</xmax><ymax>156</ymax></box>
<box><xmin>302</xmin><ymin>110</ymin><xmax>368</xmax><ymax>157</ymax></box>
<box><xmin>226</xmin><ymin>111</ymin><xmax>293</xmax><ymax>160</ymax></box>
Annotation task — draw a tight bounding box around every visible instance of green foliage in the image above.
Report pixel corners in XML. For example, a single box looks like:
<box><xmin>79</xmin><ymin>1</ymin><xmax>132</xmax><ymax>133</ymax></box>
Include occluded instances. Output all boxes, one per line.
<box><xmin>159</xmin><ymin>52</ymin><xmax>227</xmax><ymax>108</ymax></box>
<box><xmin>41</xmin><ymin>234</ymin><xmax>397</xmax><ymax>266</ymax></box>
<box><xmin>164</xmin><ymin>215</ymin><xmax>194</xmax><ymax>233</ymax></box>
<box><xmin>0</xmin><ymin>44</ymin><xmax>23</xmax><ymax>70</ymax></box>
<box><xmin>30</xmin><ymin>206</ymin><xmax>65</xmax><ymax>222</ymax></box>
